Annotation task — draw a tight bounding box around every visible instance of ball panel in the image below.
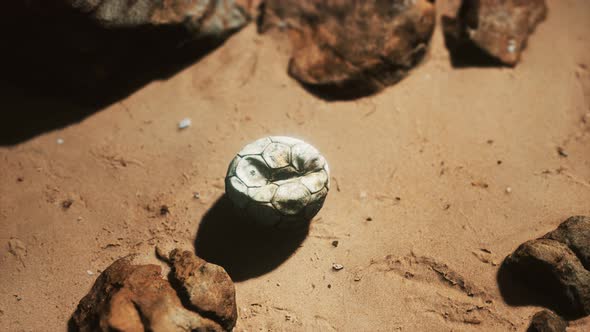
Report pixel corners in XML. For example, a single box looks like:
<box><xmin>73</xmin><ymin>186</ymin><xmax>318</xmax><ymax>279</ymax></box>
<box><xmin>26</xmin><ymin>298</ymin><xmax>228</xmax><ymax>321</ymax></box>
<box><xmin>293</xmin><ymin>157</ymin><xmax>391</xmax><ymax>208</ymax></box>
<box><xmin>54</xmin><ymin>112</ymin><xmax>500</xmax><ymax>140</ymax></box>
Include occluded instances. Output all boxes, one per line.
<box><xmin>271</xmin><ymin>165</ymin><xmax>299</xmax><ymax>183</ymax></box>
<box><xmin>300</xmin><ymin>169</ymin><xmax>328</xmax><ymax>194</ymax></box>
<box><xmin>248</xmin><ymin>184</ymin><xmax>278</xmax><ymax>203</ymax></box>
<box><xmin>226</xmin><ymin>156</ymin><xmax>242</xmax><ymax>177</ymax></box>
<box><xmin>304</xmin><ymin>187</ymin><xmax>328</xmax><ymax>219</ymax></box>
<box><xmin>269</xmin><ymin>136</ymin><xmax>303</xmax><ymax>146</ymax></box>
<box><xmin>238</xmin><ymin>137</ymin><xmax>271</xmax><ymax>156</ymax></box>
<box><xmin>235</xmin><ymin>155</ymin><xmax>270</xmax><ymax>187</ymax></box>
<box><xmin>271</xmin><ymin>182</ymin><xmax>311</xmax><ymax>215</ymax></box>
<box><xmin>262</xmin><ymin>143</ymin><xmax>291</xmax><ymax>169</ymax></box>
<box><xmin>291</xmin><ymin>143</ymin><xmax>325</xmax><ymax>173</ymax></box>
<box><xmin>247</xmin><ymin>203</ymin><xmax>281</xmax><ymax>227</ymax></box>
<box><xmin>225</xmin><ymin>176</ymin><xmax>249</xmax><ymax>209</ymax></box>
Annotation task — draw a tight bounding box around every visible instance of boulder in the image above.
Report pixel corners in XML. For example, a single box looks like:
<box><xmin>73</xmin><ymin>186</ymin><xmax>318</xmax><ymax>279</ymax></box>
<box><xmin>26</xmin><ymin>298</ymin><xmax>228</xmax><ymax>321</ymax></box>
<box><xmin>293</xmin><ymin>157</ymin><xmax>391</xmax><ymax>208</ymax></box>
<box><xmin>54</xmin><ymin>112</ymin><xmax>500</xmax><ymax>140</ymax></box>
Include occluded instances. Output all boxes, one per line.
<box><xmin>442</xmin><ymin>0</ymin><xmax>547</xmax><ymax>66</ymax></box>
<box><xmin>527</xmin><ymin>310</ymin><xmax>567</xmax><ymax>332</ymax></box>
<box><xmin>259</xmin><ymin>0</ymin><xmax>436</xmax><ymax>99</ymax></box>
<box><xmin>71</xmin><ymin>250</ymin><xmax>237</xmax><ymax>332</ymax></box>
<box><xmin>502</xmin><ymin>216</ymin><xmax>590</xmax><ymax>318</ymax></box>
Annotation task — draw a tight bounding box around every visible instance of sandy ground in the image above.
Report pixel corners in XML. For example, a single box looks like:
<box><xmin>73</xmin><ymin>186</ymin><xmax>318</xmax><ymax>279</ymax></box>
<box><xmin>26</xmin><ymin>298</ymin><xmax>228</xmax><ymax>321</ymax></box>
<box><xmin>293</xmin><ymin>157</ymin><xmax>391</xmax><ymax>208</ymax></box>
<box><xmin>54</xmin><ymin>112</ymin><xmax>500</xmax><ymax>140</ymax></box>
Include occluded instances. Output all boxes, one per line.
<box><xmin>1</xmin><ymin>0</ymin><xmax>590</xmax><ymax>331</ymax></box>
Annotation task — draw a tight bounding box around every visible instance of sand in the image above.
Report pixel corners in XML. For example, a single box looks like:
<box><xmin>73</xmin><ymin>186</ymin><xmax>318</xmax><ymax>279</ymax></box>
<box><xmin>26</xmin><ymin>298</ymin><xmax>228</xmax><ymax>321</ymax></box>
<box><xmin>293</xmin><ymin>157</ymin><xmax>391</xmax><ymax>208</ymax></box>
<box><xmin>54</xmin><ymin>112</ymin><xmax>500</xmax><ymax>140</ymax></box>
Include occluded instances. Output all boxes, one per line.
<box><xmin>1</xmin><ymin>0</ymin><xmax>590</xmax><ymax>331</ymax></box>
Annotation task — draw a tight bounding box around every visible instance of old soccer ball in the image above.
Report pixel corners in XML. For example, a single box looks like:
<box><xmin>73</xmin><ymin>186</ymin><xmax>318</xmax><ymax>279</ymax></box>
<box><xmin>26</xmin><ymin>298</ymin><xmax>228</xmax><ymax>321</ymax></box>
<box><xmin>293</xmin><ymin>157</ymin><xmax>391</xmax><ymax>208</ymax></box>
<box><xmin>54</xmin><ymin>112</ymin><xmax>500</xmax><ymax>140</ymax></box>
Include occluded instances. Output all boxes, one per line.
<box><xmin>225</xmin><ymin>136</ymin><xmax>330</xmax><ymax>228</ymax></box>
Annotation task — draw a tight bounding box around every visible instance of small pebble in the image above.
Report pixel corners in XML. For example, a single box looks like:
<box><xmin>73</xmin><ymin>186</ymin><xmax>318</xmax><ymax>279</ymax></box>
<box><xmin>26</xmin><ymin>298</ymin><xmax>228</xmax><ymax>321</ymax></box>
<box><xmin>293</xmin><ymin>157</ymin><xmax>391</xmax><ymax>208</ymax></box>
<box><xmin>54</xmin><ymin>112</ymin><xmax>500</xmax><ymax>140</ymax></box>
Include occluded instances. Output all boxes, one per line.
<box><xmin>365</xmin><ymin>217</ymin><xmax>372</xmax><ymax>222</ymax></box>
<box><xmin>332</xmin><ymin>263</ymin><xmax>344</xmax><ymax>271</ymax></box>
<box><xmin>87</xmin><ymin>270</ymin><xmax>94</xmax><ymax>276</ymax></box>
<box><xmin>193</xmin><ymin>192</ymin><xmax>200</xmax><ymax>199</ymax></box>
<box><xmin>56</xmin><ymin>138</ymin><xmax>64</xmax><ymax>145</ymax></box>
<box><xmin>331</xmin><ymin>240</ymin><xmax>339</xmax><ymax>248</ymax></box>
<box><xmin>557</xmin><ymin>146</ymin><xmax>568</xmax><ymax>157</ymax></box>
<box><xmin>505</xmin><ymin>187</ymin><xmax>512</xmax><ymax>194</ymax></box>
<box><xmin>178</xmin><ymin>118</ymin><xmax>192</xmax><ymax>129</ymax></box>
<box><xmin>77</xmin><ymin>217</ymin><xmax>83</xmax><ymax>222</ymax></box>
<box><xmin>359</xmin><ymin>191</ymin><xmax>368</xmax><ymax>199</ymax></box>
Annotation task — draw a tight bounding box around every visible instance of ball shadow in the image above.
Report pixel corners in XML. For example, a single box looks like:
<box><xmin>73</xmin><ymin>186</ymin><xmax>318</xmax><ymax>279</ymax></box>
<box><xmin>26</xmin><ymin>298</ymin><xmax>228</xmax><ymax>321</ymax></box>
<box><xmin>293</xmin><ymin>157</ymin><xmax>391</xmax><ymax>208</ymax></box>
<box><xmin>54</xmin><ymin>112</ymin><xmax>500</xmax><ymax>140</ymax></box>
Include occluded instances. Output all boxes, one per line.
<box><xmin>194</xmin><ymin>195</ymin><xmax>309</xmax><ymax>282</ymax></box>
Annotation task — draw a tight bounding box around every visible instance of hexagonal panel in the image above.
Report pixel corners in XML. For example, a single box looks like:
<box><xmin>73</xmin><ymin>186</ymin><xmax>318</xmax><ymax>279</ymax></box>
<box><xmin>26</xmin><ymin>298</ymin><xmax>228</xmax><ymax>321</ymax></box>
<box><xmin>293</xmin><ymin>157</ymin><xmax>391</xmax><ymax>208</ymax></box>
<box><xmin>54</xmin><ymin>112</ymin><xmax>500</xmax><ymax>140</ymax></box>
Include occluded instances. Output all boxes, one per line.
<box><xmin>270</xmin><ymin>136</ymin><xmax>303</xmax><ymax>146</ymax></box>
<box><xmin>225</xmin><ymin>176</ymin><xmax>249</xmax><ymax>209</ymax></box>
<box><xmin>271</xmin><ymin>182</ymin><xmax>311</xmax><ymax>215</ymax></box>
<box><xmin>247</xmin><ymin>203</ymin><xmax>281</xmax><ymax>227</ymax></box>
<box><xmin>238</xmin><ymin>137</ymin><xmax>271</xmax><ymax>156</ymax></box>
<box><xmin>235</xmin><ymin>155</ymin><xmax>270</xmax><ymax>187</ymax></box>
<box><xmin>226</xmin><ymin>156</ymin><xmax>242</xmax><ymax>177</ymax></box>
<box><xmin>300</xmin><ymin>169</ymin><xmax>328</xmax><ymax>194</ymax></box>
<box><xmin>262</xmin><ymin>143</ymin><xmax>291</xmax><ymax>169</ymax></box>
<box><xmin>248</xmin><ymin>184</ymin><xmax>278</xmax><ymax>203</ymax></box>
<box><xmin>291</xmin><ymin>143</ymin><xmax>325</xmax><ymax>172</ymax></box>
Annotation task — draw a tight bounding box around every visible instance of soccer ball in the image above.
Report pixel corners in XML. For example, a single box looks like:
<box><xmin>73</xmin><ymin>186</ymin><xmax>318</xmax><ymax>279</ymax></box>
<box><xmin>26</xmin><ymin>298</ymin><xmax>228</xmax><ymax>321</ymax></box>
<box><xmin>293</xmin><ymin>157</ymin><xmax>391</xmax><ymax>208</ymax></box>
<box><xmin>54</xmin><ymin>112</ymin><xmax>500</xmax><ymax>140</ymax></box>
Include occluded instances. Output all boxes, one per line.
<box><xmin>225</xmin><ymin>136</ymin><xmax>330</xmax><ymax>228</ymax></box>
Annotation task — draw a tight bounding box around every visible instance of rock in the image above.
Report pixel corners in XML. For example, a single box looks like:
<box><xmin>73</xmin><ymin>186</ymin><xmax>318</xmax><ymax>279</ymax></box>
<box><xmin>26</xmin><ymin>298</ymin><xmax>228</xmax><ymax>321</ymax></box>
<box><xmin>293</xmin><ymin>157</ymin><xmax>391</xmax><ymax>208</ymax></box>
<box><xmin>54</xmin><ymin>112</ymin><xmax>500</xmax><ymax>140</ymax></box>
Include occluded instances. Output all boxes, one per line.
<box><xmin>168</xmin><ymin>249</ymin><xmax>237</xmax><ymax>331</ymax></box>
<box><xmin>504</xmin><ymin>238</ymin><xmax>590</xmax><ymax>318</ymax></box>
<box><xmin>259</xmin><ymin>0</ymin><xmax>436</xmax><ymax>99</ymax></box>
<box><xmin>72</xmin><ymin>251</ymin><xmax>237</xmax><ymax>331</ymax></box>
<box><xmin>442</xmin><ymin>0</ymin><xmax>547</xmax><ymax>66</ymax></box>
<box><xmin>543</xmin><ymin>216</ymin><xmax>590</xmax><ymax>270</ymax></box>
<box><xmin>527</xmin><ymin>310</ymin><xmax>567</xmax><ymax>332</ymax></box>
<box><xmin>67</xmin><ymin>0</ymin><xmax>249</xmax><ymax>37</ymax></box>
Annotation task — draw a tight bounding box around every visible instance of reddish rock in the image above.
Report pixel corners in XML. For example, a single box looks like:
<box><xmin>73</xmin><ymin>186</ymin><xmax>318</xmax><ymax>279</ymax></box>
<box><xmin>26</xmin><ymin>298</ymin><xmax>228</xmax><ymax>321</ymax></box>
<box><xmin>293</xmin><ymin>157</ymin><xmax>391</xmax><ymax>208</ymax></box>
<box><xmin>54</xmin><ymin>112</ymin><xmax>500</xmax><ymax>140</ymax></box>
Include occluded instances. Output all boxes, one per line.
<box><xmin>260</xmin><ymin>0</ymin><xmax>436</xmax><ymax>99</ymax></box>
<box><xmin>442</xmin><ymin>0</ymin><xmax>547</xmax><ymax>66</ymax></box>
<box><xmin>72</xmin><ymin>251</ymin><xmax>237</xmax><ymax>332</ymax></box>
<box><xmin>543</xmin><ymin>216</ymin><xmax>590</xmax><ymax>270</ymax></box>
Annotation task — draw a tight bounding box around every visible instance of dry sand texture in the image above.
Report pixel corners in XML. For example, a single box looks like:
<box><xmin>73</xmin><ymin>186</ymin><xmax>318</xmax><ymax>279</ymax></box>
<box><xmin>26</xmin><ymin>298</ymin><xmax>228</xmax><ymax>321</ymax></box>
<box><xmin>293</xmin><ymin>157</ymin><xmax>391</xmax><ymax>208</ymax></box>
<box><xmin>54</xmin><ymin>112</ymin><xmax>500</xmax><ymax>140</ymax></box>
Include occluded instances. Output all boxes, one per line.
<box><xmin>1</xmin><ymin>0</ymin><xmax>590</xmax><ymax>331</ymax></box>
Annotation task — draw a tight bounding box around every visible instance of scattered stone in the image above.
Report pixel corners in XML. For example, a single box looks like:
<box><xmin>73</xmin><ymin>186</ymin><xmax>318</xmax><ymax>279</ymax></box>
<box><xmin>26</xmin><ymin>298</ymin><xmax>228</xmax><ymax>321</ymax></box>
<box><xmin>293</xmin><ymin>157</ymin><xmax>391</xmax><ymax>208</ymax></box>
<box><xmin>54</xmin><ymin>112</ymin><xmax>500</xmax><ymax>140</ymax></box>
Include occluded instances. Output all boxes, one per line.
<box><xmin>503</xmin><ymin>216</ymin><xmax>590</xmax><ymax>318</ymax></box>
<box><xmin>505</xmin><ymin>187</ymin><xmax>513</xmax><ymax>194</ymax></box>
<box><xmin>193</xmin><ymin>192</ymin><xmax>201</xmax><ymax>199</ymax></box>
<box><xmin>16</xmin><ymin>177</ymin><xmax>23</xmax><ymax>182</ymax></box>
<box><xmin>557</xmin><ymin>147</ymin><xmax>568</xmax><ymax>158</ymax></box>
<box><xmin>332</xmin><ymin>263</ymin><xmax>344</xmax><ymax>271</ymax></box>
<box><xmin>527</xmin><ymin>310</ymin><xmax>567</xmax><ymax>332</ymax></box>
<box><xmin>331</xmin><ymin>240</ymin><xmax>339</xmax><ymax>248</ymax></box>
<box><xmin>160</xmin><ymin>205</ymin><xmax>170</xmax><ymax>216</ymax></box>
<box><xmin>56</xmin><ymin>138</ymin><xmax>64</xmax><ymax>145</ymax></box>
<box><xmin>62</xmin><ymin>199</ymin><xmax>74</xmax><ymax>209</ymax></box>
<box><xmin>260</xmin><ymin>0</ymin><xmax>436</xmax><ymax>99</ymax></box>
<box><xmin>365</xmin><ymin>217</ymin><xmax>373</xmax><ymax>222</ymax></box>
<box><xmin>86</xmin><ymin>270</ymin><xmax>94</xmax><ymax>276</ymax></box>
<box><xmin>178</xmin><ymin>118</ymin><xmax>192</xmax><ymax>130</ymax></box>
<box><xmin>72</xmin><ymin>250</ymin><xmax>237</xmax><ymax>331</ymax></box>
<box><xmin>442</xmin><ymin>0</ymin><xmax>547</xmax><ymax>66</ymax></box>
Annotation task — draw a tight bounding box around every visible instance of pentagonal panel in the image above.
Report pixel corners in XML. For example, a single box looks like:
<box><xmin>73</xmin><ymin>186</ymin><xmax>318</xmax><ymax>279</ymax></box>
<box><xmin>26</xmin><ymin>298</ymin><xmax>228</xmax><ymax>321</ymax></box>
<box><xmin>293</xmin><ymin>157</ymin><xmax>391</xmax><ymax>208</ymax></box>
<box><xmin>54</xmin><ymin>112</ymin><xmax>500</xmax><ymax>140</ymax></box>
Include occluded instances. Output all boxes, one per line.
<box><xmin>226</xmin><ymin>156</ymin><xmax>242</xmax><ymax>177</ymax></box>
<box><xmin>270</xmin><ymin>136</ymin><xmax>303</xmax><ymax>146</ymax></box>
<box><xmin>271</xmin><ymin>182</ymin><xmax>311</xmax><ymax>215</ymax></box>
<box><xmin>238</xmin><ymin>137</ymin><xmax>272</xmax><ymax>156</ymax></box>
<box><xmin>262</xmin><ymin>143</ymin><xmax>291</xmax><ymax>169</ymax></box>
<box><xmin>235</xmin><ymin>155</ymin><xmax>270</xmax><ymax>187</ymax></box>
<box><xmin>225</xmin><ymin>176</ymin><xmax>249</xmax><ymax>209</ymax></box>
<box><xmin>291</xmin><ymin>143</ymin><xmax>325</xmax><ymax>172</ymax></box>
<box><xmin>300</xmin><ymin>169</ymin><xmax>328</xmax><ymax>194</ymax></box>
<box><xmin>247</xmin><ymin>203</ymin><xmax>281</xmax><ymax>227</ymax></box>
<box><xmin>248</xmin><ymin>184</ymin><xmax>278</xmax><ymax>203</ymax></box>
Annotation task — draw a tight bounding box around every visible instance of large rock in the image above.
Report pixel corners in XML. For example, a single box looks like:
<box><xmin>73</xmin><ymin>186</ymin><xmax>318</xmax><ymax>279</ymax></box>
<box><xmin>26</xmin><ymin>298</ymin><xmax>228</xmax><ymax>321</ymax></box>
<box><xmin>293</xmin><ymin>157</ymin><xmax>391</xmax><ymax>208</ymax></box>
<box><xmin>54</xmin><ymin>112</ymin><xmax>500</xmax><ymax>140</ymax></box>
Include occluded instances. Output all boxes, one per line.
<box><xmin>502</xmin><ymin>216</ymin><xmax>590</xmax><ymax>318</ymax></box>
<box><xmin>442</xmin><ymin>0</ymin><xmax>547</xmax><ymax>66</ymax></box>
<box><xmin>71</xmin><ymin>250</ymin><xmax>237</xmax><ymax>332</ymax></box>
<box><xmin>260</xmin><ymin>0</ymin><xmax>436</xmax><ymax>99</ymax></box>
<box><xmin>527</xmin><ymin>310</ymin><xmax>567</xmax><ymax>332</ymax></box>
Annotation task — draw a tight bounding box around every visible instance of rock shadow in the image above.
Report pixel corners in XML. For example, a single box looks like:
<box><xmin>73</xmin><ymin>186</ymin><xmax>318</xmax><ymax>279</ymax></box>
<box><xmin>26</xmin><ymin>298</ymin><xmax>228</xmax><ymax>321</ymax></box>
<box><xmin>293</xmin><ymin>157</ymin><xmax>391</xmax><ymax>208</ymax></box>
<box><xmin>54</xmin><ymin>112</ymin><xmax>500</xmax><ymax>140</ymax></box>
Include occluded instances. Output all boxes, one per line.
<box><xmin>194</xmin><ymin>195</ymin><xmax>309</xmax><ymax>282</ymax></box>
<box><xmin>0</xmin><ymin>3</ymin><xmax>239</xmax><ymax>146</ymax></box>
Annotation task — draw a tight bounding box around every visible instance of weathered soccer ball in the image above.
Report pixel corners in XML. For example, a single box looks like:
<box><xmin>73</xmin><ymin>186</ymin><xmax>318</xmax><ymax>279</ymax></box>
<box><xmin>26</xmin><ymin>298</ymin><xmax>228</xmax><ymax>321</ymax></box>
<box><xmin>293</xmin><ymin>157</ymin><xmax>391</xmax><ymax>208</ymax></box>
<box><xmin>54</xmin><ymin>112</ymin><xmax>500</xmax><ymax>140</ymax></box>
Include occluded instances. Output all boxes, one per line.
<box><xmin>225</xmin><ymin>136</ymin><xmax>330</xmax><ymax>228</ymax></box>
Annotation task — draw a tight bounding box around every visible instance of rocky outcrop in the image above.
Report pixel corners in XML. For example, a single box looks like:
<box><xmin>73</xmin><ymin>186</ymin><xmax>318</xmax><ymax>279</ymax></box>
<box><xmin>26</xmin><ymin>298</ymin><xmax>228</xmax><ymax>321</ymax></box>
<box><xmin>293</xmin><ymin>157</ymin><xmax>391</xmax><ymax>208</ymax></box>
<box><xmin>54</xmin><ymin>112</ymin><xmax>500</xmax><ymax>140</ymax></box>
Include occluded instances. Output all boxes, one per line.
<box><xmin>259</xmin><ymin>0</ymin><xmax>436</xmax><ymax>99</ymax></box>
<box><xmin>442</xmin><ymin>0</ymin><xmax>547</xmax><ymax>66</ymax></box>
<box><xmin>71</xmin><ymin>249</ymin><xmax>237</xmax><ymax>332</ymax></box>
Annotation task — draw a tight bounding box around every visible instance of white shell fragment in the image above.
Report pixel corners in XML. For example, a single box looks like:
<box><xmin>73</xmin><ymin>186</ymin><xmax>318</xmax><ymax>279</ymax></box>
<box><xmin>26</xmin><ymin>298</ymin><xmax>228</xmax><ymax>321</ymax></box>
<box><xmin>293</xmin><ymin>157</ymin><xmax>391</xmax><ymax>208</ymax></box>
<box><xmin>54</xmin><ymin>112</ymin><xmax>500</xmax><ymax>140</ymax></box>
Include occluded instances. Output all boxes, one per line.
<box><xmin>225</xmin><ymin>136</ymin><xmax>330</xmax><ymax>228</ymax></box>
<box><xmin>178</xmin><ymin>118</ymin><xmax>192</xmax><ymax>129</ymax></box>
